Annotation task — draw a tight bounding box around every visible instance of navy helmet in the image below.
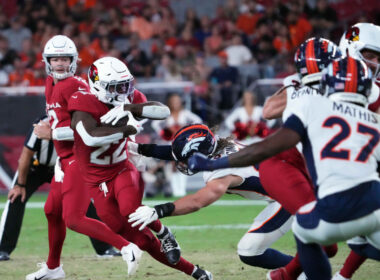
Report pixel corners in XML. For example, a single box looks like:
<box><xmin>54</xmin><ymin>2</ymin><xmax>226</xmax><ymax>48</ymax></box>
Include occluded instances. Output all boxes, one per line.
<box><xmin>172</xmin><ymin>124</ymin><xmax>217</xmax><ymax>175</ymax></box>
<box><xmin>295</xmin><ymin>37</ymin><xmax>342</xmax><ymax>85</ymax></box>
<box><xmin>320</xmin><ymin>56</ymin><xmax>372</xmax><ymax>106</ymax></box>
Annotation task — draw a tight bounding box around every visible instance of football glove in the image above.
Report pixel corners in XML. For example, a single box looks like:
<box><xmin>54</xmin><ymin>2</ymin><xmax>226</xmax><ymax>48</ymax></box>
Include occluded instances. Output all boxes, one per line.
<box><xmin>129</xmin><ymin>206</ymin><xmax>158</xmax><ymax>231</ymax></box>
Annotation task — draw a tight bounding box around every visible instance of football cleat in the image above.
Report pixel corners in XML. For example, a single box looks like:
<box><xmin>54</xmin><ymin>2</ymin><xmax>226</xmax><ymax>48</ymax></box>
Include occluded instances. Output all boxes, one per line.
<box><xmin>121</xmin><ymin>243</ymin><xmax>143</xmax><ymax>276</ymax></box>
<box><xmin>157</xmin><ymin>226</ymin><xmax>181</xmax><ymax>265</ymax></box>
<box><xmin>332</xmin><ymin>272</ymin><xmax>351</xmax><ymax>280</ymax></box>
<box><xmin>96</xmin><ymin>247</ymin><xmax>122</xmax><ymax>258</ymax></box>
<box><xmin>0</xmin><ymin>251</ymin><xmax>10</xmax><ymax>261</ymax></box>
<box><xmin>25</xmin><ymin>263</ymin><xmax>65</xmax><ymax>280</ymax></box>
<box><xmin>267</xmin><ymin>267</ymin><xmax>295</xmax><ymax>280</ymax></box>
<box><xmin>191</xmin><ymin>265</ymin><xmax>213</xmax><ymax>280</ymax></box>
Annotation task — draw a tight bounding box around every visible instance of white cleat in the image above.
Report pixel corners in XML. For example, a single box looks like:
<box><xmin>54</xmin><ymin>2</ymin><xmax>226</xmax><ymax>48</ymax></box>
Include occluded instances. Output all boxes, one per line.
<box><xmin>121</xmin><ymin>243</ymin><xmax>143</xmax><ymax>276</ymax></box>
<box><xmin>26</xmin><ymin>262</ymin><xmax>65</xmax><ymax>280</ymax></box>
<box><xmin>332</xmin><ymin>272</ymin><xmax>351</xmax><ymax>280</ymax></box>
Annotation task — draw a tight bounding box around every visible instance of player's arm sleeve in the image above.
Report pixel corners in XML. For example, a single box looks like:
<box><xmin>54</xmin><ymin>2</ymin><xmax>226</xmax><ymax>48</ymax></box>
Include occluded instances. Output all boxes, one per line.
<box><xmin>52</xmin><ymin>127</ymin><xmax>74</xmax><ymax>141</ymax></box>
<box><xmin>138</xmin><ymin>144</ymin><xmax>174</xmax><ymax>161</ymax></box>
<box><xmin>172</xmin><ymin>176</ymin><xmax>235</xmax><ymax>215</ymax></box>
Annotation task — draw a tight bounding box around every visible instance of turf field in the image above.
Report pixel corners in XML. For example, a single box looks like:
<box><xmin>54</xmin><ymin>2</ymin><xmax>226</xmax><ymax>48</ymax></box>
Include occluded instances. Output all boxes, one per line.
<box><xmin>0</xmin><ymin>193</ymin><xmax>378</xmax><ymax>280</ymax></box>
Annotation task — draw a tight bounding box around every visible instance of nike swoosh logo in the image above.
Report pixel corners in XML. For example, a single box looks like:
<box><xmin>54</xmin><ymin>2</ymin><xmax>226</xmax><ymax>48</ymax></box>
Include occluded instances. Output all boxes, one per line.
<box><xmin>72</xmin><ymin>96</ymin><xmax>78</xmax><ymax>99</ymax></box>
<box><xmin>131</xmin><ymin>251</ymin><xmax>135</xmax><ymax>262</ymax></box>
<box><xmin>78</xmin><ymin>87</ymin><xmax>86</xmax><ymax>91</ymax></box>
<box><xmin>35</xmin><ymin>276</ymin><xmax>45</xmax><ymax>280</ymax></box>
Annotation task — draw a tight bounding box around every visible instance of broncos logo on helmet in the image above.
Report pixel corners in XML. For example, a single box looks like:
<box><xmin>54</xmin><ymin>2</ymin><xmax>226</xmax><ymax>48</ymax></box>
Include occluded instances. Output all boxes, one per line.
<box><xmin>172</xmin><ymin>124</ymin><xmax>217</xmax><ymax>175</ymax></box>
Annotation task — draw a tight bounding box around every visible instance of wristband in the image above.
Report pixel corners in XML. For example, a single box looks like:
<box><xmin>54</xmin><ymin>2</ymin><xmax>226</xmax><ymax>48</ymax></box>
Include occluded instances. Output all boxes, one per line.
<box><xmin>154</xmin><ymin>202</ymin><xmax>175</xmax><ymax>218</ymax></box>
<box><xmin>211</xmin><ymin>156</ymin><xmax>230</xmax><ymax>170</ymax></box>
<box><xmin>16</xmin><ymin>181</ymin><xmax>26</xmax><ymax>188</ymax></box>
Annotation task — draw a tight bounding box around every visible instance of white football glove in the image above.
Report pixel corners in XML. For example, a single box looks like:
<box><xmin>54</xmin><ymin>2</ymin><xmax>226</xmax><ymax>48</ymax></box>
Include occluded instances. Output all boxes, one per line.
<box><xmin>100</xmin><ymin>105</ymin><xmax>129</xmax><ymax>125</ymax></box>
<box><xmin>128</xmin><ymin>205</ymin><xmax>158</xmax><ymax>231</ymax></box>
<box><xmin>127</xmin><ymin>141</ymin><xmax>139</xmax><ymax>155</ymax></box>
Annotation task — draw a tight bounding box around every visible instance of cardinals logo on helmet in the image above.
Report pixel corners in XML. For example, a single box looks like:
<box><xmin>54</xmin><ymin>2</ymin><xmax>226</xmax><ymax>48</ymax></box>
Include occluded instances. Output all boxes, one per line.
<box><xmin>345</xmin><ymin>26</ymin><xmax>360</xmax><ymax>42</ymax></box>
<box><xmin>89</xmin><ymin>64</ymin><xmax>99</xmax><ymax>82</ymax></box>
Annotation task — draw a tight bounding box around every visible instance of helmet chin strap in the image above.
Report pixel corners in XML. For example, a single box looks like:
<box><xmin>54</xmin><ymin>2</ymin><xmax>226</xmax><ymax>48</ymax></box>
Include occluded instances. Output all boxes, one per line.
<box><xmin>52</xmin><ymin>71</ymin><xmax>73</xmax><ymax>80</ymax></box>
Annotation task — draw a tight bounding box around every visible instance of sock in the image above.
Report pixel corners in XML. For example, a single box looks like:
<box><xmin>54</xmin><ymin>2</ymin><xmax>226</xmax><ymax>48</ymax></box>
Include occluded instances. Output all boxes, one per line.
<box><xmin>340</xmin><ymin>250</ymin><xmax>367</xmax><ymax>278</ymax></box>
<box><xmin>46</xmin><ymin>212</ymin><xmax>66</xmax><ymax>269</ymax></box>
<box><xmin>148</xmin><ymin>219</ymin><xmax>163</xmax><ymax>233</ymax></box>
<box><xmin>295</xmin><ymin>237</ymin><xmax>331</xmax><ymax>280</ymax></box>
<box><xmin>284</xmin><ymin>253</ymin><xmax>303</xmax><ymax>278</ymax></box>
<box><xmin>239</xmin><ymin>249</ymin><xmax>292</xmax><ymax>269</ymax></box>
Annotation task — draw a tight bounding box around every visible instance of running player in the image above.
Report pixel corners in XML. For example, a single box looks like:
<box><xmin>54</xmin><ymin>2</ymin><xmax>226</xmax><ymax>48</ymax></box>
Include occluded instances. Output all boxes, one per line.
<box><xmin>68</xmin><ymin>56</ymin><xmax>212</xmax><ymax>280</ymax></box>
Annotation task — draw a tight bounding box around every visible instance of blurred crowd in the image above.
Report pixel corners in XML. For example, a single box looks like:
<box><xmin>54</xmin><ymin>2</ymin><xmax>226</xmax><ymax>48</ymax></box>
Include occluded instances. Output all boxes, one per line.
<box><xmin>0</xmin><ymin>0</ymin><xmax>379</xmax><ymax>196</ymax></box>
<box><xmin>1</xmin><ymin>1</ymin><xmax>378</xmax><ymax>92</ymax></box>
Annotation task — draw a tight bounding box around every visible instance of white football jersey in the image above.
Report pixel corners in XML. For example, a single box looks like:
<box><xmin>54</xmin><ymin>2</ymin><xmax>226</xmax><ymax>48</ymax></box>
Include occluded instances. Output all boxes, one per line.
<box><xmin>283</xmin><ymin>94</ymin><xmax>380</xmax><ymax>199</ymax></box>
<box><xmin>203</xmin><ymin>142</ymin><xmax>271</xmax><ymax>201</ymax></box>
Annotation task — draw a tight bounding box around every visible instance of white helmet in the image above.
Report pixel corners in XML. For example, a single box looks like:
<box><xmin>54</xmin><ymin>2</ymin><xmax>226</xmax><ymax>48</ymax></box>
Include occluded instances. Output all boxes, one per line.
<box><xmin>43</xmin><ymin>35</ymin><xmax>78</xmax><ymax>80</ymax></box>
<box><xmin>339</xmin><ymin>23</ymin><xmax>380</xmax><ymax>81</ymax></box>
<box><xmin>88</xmin><ymin>57</ymin><xmax>135</xmax><ymax>105</ymax></box>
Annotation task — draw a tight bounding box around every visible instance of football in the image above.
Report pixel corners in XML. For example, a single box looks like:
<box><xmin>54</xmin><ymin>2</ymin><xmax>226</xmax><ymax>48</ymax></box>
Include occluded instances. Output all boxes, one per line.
<box><xmin>100</xmin><ymin>115</ymin><xmax>129</xmax><ymax>128</ymax></box>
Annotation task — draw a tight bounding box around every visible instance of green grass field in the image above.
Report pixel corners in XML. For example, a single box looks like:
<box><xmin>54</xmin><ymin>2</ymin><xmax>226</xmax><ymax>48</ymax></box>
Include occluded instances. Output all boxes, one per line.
<box><xmin>0</xmin><ymin>193</ymin><xmax>378</xmax><ymax>279</ymax></box>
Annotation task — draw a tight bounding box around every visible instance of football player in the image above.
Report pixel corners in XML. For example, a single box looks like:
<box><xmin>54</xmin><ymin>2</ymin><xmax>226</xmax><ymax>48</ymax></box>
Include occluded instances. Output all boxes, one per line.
<box><xmin>67</xmin><ymin>56</ymin><xmax>212</xmax><ymax>280</ymax></box>
<box><xmin>331</xmin><ymin>22</ymin><xmax>380</xmax><ymax>280</ymax></box>
<box><xmin>128</xmin><ymin>124</ymin><xmax>295</xmax><ymax>272</ymax></box>
<box><xmin>28</xmin><ymin>35</ymin><xmax>145</xmax><ymax>280</ymax></box>
<box><xmin>188</xmin><ymin>57</ymin><xmax>380</xmax><ymax>280</ymax></box>
<box><xmin>261</xmin><ymin>37</ymin><xmax>342</xmax><ymax>280</ymax></box>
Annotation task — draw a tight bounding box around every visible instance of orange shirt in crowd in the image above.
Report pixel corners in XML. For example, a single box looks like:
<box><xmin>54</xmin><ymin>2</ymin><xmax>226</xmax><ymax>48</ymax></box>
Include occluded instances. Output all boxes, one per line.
<box><xmin>273</xmin><ymin>37</ymin><xmax>292</xmax><ymax>53</ymax></box>
<box><xmin>288</xmin><ymin>17</ymin><xmax>312</xmax><ymax>48</ymax></box>
<box><xmin>9</xmin><ymin>70</ymin><xmax>35</xmax><ymax>86</ymax></box>
<box><xmin>236</xmin><ymin>13</ymin><xmax>261</xmax><ymax>35</ymax></box>
<box><xmin>130</xmin><ymin>16</ymin><xmax>154</xmax><ymax>40</ymax></box>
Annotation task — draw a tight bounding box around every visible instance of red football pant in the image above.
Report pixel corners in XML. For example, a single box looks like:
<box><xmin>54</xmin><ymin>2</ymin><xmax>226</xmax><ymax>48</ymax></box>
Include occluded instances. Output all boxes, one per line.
<box><xmin>259</xmin><ymin>148</ymin><xmax>315</xmax><ymax>215</ymax></box>
<box><xmin>44</xmin><ymin>158</ymin><xmax>130</xmax><ymax>269</ymax></box>
<box><xmin>90</xmin><ymin>162</ymin><xmax>194</xmax><ymax>275</ymax></box>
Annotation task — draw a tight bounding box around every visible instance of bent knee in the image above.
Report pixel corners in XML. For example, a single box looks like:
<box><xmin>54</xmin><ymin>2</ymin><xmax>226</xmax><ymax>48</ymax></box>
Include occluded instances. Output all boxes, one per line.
<box><xmin>237</xmin><ymin>234</ymin><xmax>267</xmax><ymax>256</ymax></box>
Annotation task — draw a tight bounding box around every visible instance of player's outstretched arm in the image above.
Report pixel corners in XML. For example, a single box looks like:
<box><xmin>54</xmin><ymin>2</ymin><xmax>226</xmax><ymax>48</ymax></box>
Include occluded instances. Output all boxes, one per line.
<box><xmin>189</xmin><ymin>127</ymin><xmax>301</xmax><ymax>172</ymax></box>
<box><xmin>129</xmin><ymin>175</ymin><xmax>240</xmax><ymax>230</ymax></box>
<box><xmin>71</xmin><ymin>111</ymin><xmax>137</xmax><ymax>147</ymax></box>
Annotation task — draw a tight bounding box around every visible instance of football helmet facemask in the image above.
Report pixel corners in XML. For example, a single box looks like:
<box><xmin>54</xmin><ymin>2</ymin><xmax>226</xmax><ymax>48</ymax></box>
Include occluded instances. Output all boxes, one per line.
<box><xmin>88</xmin><ymin>57</ymin><xmax>135</xmax><ymax>106</ymax></box>
<box><xmin>339</xmin><ymin>23</ymin><xmax>380</xmax><ymax>82</ymax></box>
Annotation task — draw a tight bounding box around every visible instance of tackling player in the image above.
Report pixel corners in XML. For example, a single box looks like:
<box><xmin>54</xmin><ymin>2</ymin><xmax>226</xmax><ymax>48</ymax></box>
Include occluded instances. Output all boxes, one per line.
<box><xmin>128</xmin><ymin>124</ymin><xmax>295</xmax><ymax>272</ymax></box>
<box><xmin>188</xmin><ymin>57</ymin><xmax>380</xmax><ymax>280</ymax></box>
<box><xmin>67</xmin><ymin>56</ymin><xmax>212</xmax><ymax>280</ymax></box>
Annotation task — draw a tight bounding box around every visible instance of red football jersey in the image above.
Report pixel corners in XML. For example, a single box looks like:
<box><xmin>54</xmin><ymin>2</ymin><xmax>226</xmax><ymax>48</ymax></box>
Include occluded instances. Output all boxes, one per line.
<box><xmin>68</xmin><ymin>88</ymin><xmax>147</xmax><ymax>185</ymax></box>
<box><xmin>45</xmin><ymin>75</ymin><xmax>89</xmax><ymax>159</ymax></box>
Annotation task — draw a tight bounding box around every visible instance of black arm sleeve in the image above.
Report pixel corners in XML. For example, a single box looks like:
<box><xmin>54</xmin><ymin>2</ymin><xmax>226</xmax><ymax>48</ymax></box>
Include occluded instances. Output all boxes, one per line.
<box><xmin>138</xmin><ymin>144</ymin><xmax>174</xmax><ymax>161</ymax></box>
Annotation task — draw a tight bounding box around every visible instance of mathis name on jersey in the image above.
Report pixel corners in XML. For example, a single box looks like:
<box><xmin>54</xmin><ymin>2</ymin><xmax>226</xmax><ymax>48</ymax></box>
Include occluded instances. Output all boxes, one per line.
<box><xmin>333</xmin><ymin>102</ymin><xmax>378</xmax><ymax>124</ymax></box>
